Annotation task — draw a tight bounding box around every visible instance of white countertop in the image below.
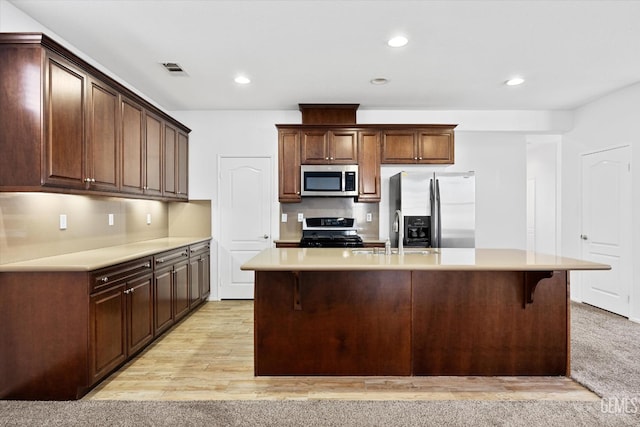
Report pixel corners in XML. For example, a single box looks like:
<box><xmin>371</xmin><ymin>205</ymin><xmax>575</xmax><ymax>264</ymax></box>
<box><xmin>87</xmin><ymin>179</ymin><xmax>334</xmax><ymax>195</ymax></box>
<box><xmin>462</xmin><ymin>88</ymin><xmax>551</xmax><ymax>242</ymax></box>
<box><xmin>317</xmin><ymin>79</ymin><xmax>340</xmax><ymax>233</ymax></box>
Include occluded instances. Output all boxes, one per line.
<box><xmin>241</xmin><ymin>248</ymin><xmax>611</xmax><ymax>272</ymax></box>
<box><xmin>0</xmin><ymin>237</ymin><xmax>211</xmax><ymax>272</ymax></box>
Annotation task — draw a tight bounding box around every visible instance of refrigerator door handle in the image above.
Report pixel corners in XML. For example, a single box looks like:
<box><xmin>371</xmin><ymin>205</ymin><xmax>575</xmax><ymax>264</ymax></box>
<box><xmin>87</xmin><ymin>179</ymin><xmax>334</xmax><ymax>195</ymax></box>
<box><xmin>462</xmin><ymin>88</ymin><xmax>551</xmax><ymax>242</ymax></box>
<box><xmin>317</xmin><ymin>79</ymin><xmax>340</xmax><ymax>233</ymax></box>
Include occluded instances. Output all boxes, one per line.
<box><xmin>430</xmin><ymin>178</ymin><xmax>436</xmax><ymax>247</ymax></box>
<box><xmin>435</xmin><ymin>178</ymin><xmax>442</xmax><ymax>248</ymax></box>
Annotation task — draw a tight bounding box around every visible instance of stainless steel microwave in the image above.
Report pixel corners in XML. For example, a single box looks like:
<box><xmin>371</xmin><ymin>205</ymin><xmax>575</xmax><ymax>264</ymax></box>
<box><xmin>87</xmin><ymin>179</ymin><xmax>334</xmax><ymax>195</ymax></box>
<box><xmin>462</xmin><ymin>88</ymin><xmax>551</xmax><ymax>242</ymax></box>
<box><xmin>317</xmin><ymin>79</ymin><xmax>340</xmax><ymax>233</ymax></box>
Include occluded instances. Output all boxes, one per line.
<box><xmin>300</xmin><ymin>164</ymin><xmax>358</xmax><ymax>197</ymax></box>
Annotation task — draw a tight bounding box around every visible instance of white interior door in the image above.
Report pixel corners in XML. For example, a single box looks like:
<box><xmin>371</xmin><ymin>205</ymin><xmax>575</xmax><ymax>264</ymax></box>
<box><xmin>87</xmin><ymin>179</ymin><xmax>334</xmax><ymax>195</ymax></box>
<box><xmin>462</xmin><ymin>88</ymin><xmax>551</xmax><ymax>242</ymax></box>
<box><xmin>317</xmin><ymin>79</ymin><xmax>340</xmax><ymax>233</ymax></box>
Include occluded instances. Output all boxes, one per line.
<box><xmin>580</xmin><ymin>146</ymin><xmax>632</xmax><ymax>316</ymax></box>
<box><xmin>219</xmin><ymin>157</ymin><xmax>272</xmax><ymax>299</ymax></box>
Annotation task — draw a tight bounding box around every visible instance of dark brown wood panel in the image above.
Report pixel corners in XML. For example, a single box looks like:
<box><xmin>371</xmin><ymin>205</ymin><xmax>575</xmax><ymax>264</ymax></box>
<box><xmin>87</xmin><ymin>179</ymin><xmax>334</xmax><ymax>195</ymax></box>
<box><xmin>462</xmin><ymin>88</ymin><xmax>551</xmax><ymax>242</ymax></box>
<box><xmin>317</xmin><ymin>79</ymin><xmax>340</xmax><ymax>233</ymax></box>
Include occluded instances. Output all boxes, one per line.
<box><xmin>89</xmin><ymin>284</ymin><xmax>127</xmax><ymax>384</ymax></box>
<box><xmin>0</xmin><ymin>45</ymin><xmax>43</xmax><ymax>188</ymax></box>
<box><xmin>120</xmin><ymin>97</ymin><xmax>144</xmax><ymax>194</ymax></box>
<box><xmin>300</xmin><ymin>130</ymin><xmax>328</xmax><ymax>163</ymax></box>
<box><xmin>174</xmin><ymin>261</ymin><xmax>190</xmax><ymax>320</ymax></box>
<box><xmin>126</xmin><ymin>273</ymin><xmax>154</xmax><ymax>355</ymax></box>
<box><xmin>254</xmin><ymin>270</ymin><xmax>412</xmax><ymax>375</ymax></box>
<box><xmin>0</xmin><ymin>272</ymin><xmax>89</xmax><ymax>400</ymax></box>
<box><xmin>278</xmin><ymin>129</ymin><xmax>301</xmax><ymax>202</ymax></box>
<box><xmin>154</xmin><ymin>268</ymin><xmax>174</xmax><ymax>335</ymax></box>
<box><xmin>87</xmin><ymin>78</ymin><xmax>119</xmax><ymax>191</ymax></box>
<box><xmin>177</xmin><ymin>132</ymin><xmax>189</xmax><ymax>199</ymax></box>
<box><xmin>357</xmin><ymin>131</ymin><xmax>380</xmax><ymax>202</ymax></box>
<box><xmin>380</xmin><ymin>130</ymin><xmax>416</xmax><ymax>163</ymax></box>
<box><xmin>411</xmin><ymin>271</ymin><xmax>568</xmax><ymax>376</ymax></box>
<box><xmin>44</xmin><ymin>54</ymin><xmax>85</xmax><ymax>188</ymax></box>
<box><xmin>329</xmin><ymin>130</ymin><xmax>358</xmax><ymax>163</ymax></box>
<box><xmin>164</xmin><ymin>123</ymin><xmax>177</xmax><ymax>196</ymax></box>
<box><xmin>417</xmin><ymin>130</ymin><xmax>454</xmax><ymax>164</ymax></box>
<box><xmin>144</xmin><ymin>112</ymin><xmax>163</xmax><ymax>196</ymax></box>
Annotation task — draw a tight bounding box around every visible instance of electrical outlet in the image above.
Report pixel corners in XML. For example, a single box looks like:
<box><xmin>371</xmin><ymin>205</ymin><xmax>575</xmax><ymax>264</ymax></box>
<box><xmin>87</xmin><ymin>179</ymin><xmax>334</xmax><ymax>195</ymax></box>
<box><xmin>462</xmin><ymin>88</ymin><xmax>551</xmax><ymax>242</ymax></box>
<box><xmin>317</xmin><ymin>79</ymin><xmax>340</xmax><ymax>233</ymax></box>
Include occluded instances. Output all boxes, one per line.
<box><xmin>146</xmin><ymin>213</ymin><xmax>151</xmax><ymax>225</ymax></box>
<box><xmin>297</xmin><ymin>213</ymin><xmax>304</xmax><ymax>222</ymax></box>
<box><xmin>108</xmin><ymin>213</ymin><xmax>114</xmax><ymax>226</ymax></box>
<box><xmin>59</xmin><ymin>214</ymin><xmax>67</xmax><ymax>230</ymax></box>
<box><xmin>366</xmin><ymin>213</ymin><xmax>372</xmax><ymax>222</ymax></box>
<box><xmin>281</xmin><ymin>213</ymin><xmax>288</xmax><ymax>223</ymax></box>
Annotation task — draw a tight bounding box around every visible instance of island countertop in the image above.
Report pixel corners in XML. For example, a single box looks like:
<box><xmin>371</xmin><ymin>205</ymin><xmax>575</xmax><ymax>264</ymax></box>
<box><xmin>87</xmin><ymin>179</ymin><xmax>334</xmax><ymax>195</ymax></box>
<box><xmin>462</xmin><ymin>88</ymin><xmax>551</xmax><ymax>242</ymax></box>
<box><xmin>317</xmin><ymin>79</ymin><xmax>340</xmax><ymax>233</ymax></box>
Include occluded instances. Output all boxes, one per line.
<box><xmin>241</xmin><ymin>247</ymin><xmax>611</xmax><ymax>272</ymax></box>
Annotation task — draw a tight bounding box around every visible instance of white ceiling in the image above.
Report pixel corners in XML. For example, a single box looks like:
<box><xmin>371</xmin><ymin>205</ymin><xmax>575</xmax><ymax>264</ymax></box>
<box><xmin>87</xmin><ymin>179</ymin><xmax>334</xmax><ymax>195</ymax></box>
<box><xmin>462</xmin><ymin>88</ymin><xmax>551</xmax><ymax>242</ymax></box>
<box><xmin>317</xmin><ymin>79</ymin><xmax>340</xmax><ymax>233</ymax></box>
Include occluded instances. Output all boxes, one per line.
<box><xmin>8</xmin><ymin>0</ymin><xmax>640</xmax><ymax>112</ymax></box>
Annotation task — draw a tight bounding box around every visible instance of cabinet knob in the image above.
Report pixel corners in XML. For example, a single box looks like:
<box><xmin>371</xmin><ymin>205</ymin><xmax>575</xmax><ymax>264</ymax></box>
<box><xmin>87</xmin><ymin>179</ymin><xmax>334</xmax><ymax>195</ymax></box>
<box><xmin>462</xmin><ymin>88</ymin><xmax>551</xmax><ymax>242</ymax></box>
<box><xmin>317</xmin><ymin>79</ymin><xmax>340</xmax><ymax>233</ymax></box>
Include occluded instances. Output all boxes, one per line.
<box><xmin>101</xmin><ymin>277</ymin><xmax>109</xmax><ymax>283</ymax></box>
<box><xmin>414</xmin><ymin>157</ymin><xmax>418</xmax><ymax>160</ymax></box>
<box><xmin>580</xmin><ymin>235</ymin><xmax>588</xmax><ymax>240</ymax></box>
<box><xmin>418</xmin><ymin>157</ymin><xmax>423</xmax><ymax>160</ymax></box>
<box><xmin>325</xmin><ymin>157</ymin><xmax>329</xmax><ymax>160</ymax></box>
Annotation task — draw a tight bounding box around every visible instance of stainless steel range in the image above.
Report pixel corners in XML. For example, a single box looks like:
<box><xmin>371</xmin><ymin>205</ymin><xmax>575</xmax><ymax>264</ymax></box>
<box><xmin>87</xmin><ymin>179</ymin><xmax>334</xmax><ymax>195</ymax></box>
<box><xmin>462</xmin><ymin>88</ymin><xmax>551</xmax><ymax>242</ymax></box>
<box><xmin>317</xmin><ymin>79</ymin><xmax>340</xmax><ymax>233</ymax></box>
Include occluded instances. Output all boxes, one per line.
<box><xmin>299</xmin><ymin>217</ymin><xmax>364</xmax><ymax>248</ymax></box>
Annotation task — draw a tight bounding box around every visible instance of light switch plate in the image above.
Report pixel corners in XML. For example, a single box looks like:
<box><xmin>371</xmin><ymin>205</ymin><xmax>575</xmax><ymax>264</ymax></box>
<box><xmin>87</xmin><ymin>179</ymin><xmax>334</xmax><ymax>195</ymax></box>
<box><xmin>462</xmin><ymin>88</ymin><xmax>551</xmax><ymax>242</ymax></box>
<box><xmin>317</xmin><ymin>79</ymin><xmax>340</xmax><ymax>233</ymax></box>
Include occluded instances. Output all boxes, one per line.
<box><xmin>297</xmin><ymin>213</ymin><xmax>304</xmax><ymax>222</ymax></box>
<box><xmin>146</xmin><ymin>213</ymin><xmax>152</xmax><ymax>225</ymax></box>
<box><xmin>366</xmin><ymin>213</ymin><xmax>372</xmax><ymax>222</ymax></box>
<box><xmin>108</xmin><ymin>213</ymin><xmax>114</xmax><ymax>226</ymax></box>
<box><xmin>281</xmin><ymin>213</ymin><xmax>288</xmax><ymax>223</ymax></box>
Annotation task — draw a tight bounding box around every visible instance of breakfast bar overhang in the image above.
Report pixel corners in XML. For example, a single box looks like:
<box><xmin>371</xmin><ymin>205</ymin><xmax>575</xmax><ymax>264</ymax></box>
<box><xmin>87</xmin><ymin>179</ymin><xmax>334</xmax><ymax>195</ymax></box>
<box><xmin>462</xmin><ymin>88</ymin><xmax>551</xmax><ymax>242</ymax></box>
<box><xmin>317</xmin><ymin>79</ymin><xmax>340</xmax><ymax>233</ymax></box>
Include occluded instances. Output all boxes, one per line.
<box><xmin>241</xmin><ymin>248</ymin><xmax>610</xmax><ymax>377</ymax></box>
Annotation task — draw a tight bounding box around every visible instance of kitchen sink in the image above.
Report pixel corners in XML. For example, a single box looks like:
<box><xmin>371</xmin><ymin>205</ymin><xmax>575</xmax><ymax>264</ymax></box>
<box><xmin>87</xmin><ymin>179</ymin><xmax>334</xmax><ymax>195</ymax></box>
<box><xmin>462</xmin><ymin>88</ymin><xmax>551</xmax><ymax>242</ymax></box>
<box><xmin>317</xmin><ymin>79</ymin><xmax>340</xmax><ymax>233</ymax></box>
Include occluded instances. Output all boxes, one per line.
<box><xmin>351</xmin><ymin>248</ymin><xmax>438</xmax><ymax>256</ymax></box>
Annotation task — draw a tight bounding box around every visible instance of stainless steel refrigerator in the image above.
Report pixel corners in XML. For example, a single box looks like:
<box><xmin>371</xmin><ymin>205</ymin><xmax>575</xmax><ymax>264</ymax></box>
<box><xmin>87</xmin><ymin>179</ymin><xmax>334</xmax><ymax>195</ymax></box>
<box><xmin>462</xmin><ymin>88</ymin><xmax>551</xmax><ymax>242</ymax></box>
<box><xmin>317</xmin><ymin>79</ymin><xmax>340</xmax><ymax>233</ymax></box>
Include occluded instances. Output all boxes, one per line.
<box><xmin>389</xmin><ymin>171</ymin><xmax>475</xmax><ymax>248</ymax></box>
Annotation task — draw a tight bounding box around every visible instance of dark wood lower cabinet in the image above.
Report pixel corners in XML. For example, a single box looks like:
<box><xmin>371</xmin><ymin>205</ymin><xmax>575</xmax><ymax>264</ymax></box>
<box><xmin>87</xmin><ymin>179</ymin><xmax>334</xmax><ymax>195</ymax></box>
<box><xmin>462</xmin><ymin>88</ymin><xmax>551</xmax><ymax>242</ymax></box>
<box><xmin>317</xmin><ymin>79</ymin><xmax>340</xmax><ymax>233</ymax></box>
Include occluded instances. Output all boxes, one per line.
<box><xmin>254</xmin><ymin>269</ymin><xmax>569</xmax><ymax>377</ymax></box>
<box><xmin>0</xmin><ymin>241</ymin><xmax>210</xmax><ymax>400</ymax></box>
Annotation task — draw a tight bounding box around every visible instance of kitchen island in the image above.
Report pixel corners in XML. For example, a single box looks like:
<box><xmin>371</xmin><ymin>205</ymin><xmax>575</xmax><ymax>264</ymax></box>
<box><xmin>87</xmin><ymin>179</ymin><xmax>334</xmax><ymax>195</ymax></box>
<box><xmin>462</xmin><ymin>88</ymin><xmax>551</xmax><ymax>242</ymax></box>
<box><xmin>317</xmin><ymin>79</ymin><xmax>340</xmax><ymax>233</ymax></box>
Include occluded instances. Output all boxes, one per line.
<box><xmin>241</xmin><ymin>248</ymin><xmax>610</xmax><ymax>377</ymax></box>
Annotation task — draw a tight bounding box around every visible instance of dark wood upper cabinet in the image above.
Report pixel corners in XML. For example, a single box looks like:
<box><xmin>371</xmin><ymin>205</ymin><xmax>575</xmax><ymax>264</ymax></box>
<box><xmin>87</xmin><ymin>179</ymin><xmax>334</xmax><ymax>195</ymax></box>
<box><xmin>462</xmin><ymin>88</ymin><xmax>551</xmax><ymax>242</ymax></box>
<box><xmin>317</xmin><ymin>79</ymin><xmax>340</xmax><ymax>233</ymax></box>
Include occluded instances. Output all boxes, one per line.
<box><xmin>357</xmin><ymin>131</ymin><xmax>380</xmax><ymax>202</ymax></box>
<box><xmin>43</xmin><ymin>53</ymin><xmax>86</xmax><ymax>189</ymax></box>
<box><xmin>381</xmin><ymin>126</ymin><xmax>455</xmax><ymax>164</ymax></box>
<box><xmin>144</xmin><ymin>111</ymin><xmax>163</xmax><ymax>197</ymax></box>
<box><xmin>163</xmin><ymin>123</ymin><xmax>177</xmax><ymax>197</ymax></box>
<box><xmin>0</xmin><ymin>33</ymin><xmax>190</xmax><ymax>200</ymax></box>
<box><xmin>300</xmin><ymin>129</ymin><xmax>357</xmax><ymax>164</ymax></box>
<box><xmin>87</xmin><ymin>77</ymin><xmax>119</xmax><ymax>192</ymax></box>
<box><xmin>278</xmin><ymin>128</ymin><xmax>301</xmax><ymax>202</ymax></box>
<box><xmin>120</xmin><ymin>97</ymin><xmax>144</xmax><ymax>195</ymax></box>
<box><xmin>277</xmin><ymin>124</ymin><xmax>455</xmax><ymax>203</ymax></box>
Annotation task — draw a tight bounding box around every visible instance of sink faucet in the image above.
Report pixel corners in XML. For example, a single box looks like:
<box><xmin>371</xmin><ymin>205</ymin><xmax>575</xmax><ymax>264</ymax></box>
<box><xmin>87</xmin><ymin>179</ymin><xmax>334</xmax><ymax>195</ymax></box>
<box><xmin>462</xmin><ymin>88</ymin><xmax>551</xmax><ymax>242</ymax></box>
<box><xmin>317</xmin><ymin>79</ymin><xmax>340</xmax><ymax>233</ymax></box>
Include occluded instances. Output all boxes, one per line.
<box><xmin>394</xmin><ymin>210</ymin><xmax>404</xmax><ymax>255</ymax></box>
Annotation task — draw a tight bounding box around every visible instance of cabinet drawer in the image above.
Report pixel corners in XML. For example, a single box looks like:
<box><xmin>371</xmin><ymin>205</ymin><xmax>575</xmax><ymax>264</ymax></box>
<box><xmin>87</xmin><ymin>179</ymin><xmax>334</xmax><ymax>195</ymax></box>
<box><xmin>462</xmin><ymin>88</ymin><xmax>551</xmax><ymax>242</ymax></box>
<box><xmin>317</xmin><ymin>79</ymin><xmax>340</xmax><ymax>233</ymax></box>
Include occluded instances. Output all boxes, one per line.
<box><xmin>91</xmin><ymin>257</ymin><xmax>153</xmax><ymax>293</ymax></box>
<box><xmin>154</xmin><ymin>247</ymin><xmax>189</xmax><ymax>269</ymax></box>
<box><xmin>189</xmin><ymin>242</ymin><xmax>211</xmax><ymax>256</ymax></box>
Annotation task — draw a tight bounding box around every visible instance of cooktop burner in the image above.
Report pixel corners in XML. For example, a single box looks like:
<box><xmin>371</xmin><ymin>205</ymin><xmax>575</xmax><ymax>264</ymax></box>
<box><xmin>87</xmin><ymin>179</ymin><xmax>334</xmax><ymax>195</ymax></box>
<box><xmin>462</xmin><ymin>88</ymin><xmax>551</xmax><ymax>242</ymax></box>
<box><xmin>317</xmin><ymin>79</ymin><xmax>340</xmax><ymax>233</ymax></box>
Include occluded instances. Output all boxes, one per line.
<box><xmin>299</xmin><ymin>217</ymin><xmax>364</xmax><ymax>248</ymax></box>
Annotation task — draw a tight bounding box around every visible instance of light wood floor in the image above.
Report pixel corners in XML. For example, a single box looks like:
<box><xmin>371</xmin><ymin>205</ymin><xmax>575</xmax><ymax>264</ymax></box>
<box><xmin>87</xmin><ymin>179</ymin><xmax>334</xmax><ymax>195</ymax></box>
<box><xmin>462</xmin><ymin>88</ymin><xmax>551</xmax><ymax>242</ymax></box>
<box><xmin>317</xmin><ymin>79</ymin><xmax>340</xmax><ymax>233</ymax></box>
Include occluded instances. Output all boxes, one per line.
<box><xmin>85</xmin><ymin>301</ymin><xmax>598</xmax><ymax>401</ymax></box>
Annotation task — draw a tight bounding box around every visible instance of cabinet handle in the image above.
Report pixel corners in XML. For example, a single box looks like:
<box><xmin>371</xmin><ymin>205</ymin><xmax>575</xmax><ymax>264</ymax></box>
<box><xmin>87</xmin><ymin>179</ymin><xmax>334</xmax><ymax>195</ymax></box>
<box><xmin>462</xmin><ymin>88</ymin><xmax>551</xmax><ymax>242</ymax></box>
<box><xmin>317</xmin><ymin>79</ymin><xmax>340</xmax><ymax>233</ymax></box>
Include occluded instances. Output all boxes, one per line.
<box><xmin>156</xmin><ymin>259</ymin><xmax>165</xmax><ymax>264</ymax></box>
<box><xmin>145</xmin><ymin>263</ymin><xmax>151</xmax><ymax>268</ymax></box>
<box><xmin>101</xmin><ymin>277</ymin><xmax>109</xmax><ymax>283</ymax></box>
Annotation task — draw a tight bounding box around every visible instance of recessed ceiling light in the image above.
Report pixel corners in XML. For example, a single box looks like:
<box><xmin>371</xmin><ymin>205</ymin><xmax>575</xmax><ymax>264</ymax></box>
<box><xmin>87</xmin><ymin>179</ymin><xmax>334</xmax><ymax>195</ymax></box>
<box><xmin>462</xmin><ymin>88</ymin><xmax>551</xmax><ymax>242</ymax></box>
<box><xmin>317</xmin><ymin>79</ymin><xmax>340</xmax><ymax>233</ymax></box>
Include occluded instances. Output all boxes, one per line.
<box><xmin>370</xmin><ymin>78</ymin><xmax>389</xmax><ymax>85</ymax></box>
<box><xmin>234</xmin><ymin>76</ymin><xmax>251</xmax><ymax>84</ymax></box>
<box><xmin>505</xmin><ymin>77</ymin><xmax>525</xmax><ymax>86</ymax></box>
<box><xmin>388</xmin><ymin>36</ymin><xmax>408</xmax><ymax>48</ymax></box>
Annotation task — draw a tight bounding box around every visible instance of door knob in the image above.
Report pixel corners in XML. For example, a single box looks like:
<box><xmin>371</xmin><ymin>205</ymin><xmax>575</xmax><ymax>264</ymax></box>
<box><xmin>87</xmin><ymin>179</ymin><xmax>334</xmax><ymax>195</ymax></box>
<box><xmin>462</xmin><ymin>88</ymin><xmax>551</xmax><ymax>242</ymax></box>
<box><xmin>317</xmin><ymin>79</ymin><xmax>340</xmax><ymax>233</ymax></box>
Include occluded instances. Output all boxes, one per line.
<box><xmin>263</xmin><ymin>234</ymin><xmax>269</xmax><ymax>239</ymax></box>
<box><xmin>580</xmin><ymin>235</ymin><xmax>588</xmax><ymax>240</ymax></box>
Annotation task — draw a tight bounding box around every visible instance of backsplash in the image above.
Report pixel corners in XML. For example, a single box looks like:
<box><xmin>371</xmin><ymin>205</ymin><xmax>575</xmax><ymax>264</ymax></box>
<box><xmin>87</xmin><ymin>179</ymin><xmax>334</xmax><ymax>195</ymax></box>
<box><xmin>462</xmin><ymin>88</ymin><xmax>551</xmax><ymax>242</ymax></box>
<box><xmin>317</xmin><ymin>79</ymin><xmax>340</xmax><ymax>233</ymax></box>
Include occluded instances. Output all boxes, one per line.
<box><xmin>279</xmin><ymin>198</ymin><xmax>379</xmax><ymax>241</ymax></box>
<box><xmin>0</xmin><ymin>193</ymin><xmax>170</xmax><ymax>264</ymax></box>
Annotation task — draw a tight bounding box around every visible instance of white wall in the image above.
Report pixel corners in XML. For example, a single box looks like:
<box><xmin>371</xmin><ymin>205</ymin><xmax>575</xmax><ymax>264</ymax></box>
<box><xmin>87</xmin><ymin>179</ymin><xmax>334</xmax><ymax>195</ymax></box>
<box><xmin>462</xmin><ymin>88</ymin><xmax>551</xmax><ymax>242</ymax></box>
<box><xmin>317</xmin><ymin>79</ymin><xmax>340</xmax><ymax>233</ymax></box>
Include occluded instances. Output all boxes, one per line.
<box><xmin>562</xmin><ymin>82</ymin><xmax>640</xmax><ymax>322</ymax></box>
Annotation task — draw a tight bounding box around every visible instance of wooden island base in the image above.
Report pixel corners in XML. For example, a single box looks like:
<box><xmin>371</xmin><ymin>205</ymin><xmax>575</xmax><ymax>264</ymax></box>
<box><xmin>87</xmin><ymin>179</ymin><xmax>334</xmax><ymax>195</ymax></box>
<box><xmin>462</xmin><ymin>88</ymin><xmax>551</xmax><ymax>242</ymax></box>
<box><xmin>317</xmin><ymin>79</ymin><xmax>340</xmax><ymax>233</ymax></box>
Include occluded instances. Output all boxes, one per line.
<box><xmin>254</xmin><ymin>270</ymin><xmax>569</xmax><ymax>377</ymax></box>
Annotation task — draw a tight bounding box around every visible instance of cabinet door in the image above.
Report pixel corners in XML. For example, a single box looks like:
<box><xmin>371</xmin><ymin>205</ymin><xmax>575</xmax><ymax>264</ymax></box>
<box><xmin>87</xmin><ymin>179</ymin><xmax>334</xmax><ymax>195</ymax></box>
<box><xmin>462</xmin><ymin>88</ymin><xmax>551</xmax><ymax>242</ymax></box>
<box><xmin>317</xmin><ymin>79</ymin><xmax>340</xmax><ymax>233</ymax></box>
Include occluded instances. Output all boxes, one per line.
<box><xmin>174</xmin><ymin>261</ymin><xmax>190</xmax><ymax>320</ymax></box>
<box><xmin>164</xmin><ymin>123</ymin><xmax>177</xmax><ymax>197</ymax></box>
<box><xmin>144</xmin><ymin>112</ymin><xmax>163</xmax><ymax>196</ymax></box>
<box><xmin>176</xmin><ymin>132</ymin><xmax>189</xmax><ymax>199</ymax></box>
<box><xmin>126</xmin><ymin>274</ymin><xmax>154</xmax><ymax>355</ymax></box>
<box><xmin>44</xmin><ymin>53</ymin><xmax>86</xmax><ymax>189</ymax></box>
<box><xmin>89</xmin><ymin>284</ymin><xmax>126</xmax><ymax>384</ymax></box>
<box><xmin>357</xmin><ymin>131</ymin><xmax>380</xmax><ymax>202</ymax></box>
<box><xmin>201</xmin><ymin>251</ymin><xmax>211</xmax><ymax>300</ymax></box>
<box><xmin>329</xmin><ymin>130</ymin><xmax>358</xmax><ymax>163</ymax></box>
<box><xmin>417</xmin><ymin>129</ymin><xmax>454</xmax><ymax>164</ymax></box>
<box><xmin>121</xmin><ymin>97</ymin><xmax>144</xmax><ymax>194</ymax></box>
<box><xmin>300</xmin><ymin>130</ymin><xmax>328</xmax><ymax>164</ymax></box>
<box><xmin>87</xmin><ymin>78</ymin><xmax>119</xmax><ymax>192</ymax></box>
<box><xmin>381</xmin><ymin>130</ymin><xmax>417</xmax><ymax>163</ymax></box>
<box><xmin>278</xmin><ymin>129</ymin><xmax>301</xmax><ymax>202</ymax></box>
<box><xmin>154</xmin><ymin>268</ymin><xmax>174</xmax><ymax>335</ymax></box>
<box><xmin>189</xmin><ymin>256</ymin><xmax>201</xmax><ymax>308</ymax></box>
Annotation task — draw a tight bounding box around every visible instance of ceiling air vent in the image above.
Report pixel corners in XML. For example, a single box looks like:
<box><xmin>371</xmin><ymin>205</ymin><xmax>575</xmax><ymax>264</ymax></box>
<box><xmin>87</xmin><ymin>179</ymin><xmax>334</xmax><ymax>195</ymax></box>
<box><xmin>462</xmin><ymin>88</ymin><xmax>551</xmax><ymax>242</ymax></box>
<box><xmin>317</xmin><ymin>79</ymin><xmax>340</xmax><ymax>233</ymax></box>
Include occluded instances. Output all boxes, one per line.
<box><xmin>161</xmin><ymin>62</ymin><xmax>188</xmax><ymax>76</ymax></box>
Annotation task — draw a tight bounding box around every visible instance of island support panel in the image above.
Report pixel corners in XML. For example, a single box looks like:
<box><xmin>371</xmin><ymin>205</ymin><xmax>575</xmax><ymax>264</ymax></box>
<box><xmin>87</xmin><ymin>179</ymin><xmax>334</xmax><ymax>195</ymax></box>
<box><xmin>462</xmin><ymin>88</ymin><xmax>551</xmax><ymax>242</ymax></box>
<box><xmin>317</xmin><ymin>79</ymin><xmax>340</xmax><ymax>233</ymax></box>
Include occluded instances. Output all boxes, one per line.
<box><xmin>254</xmin><ymin>269</ymin><xmax>569</xmax><ymax>376</ymax></box>
<box><xmin>254</xmin><ymin>270</ymin><xmax>412</xmax><ymax>375</ymax></box>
